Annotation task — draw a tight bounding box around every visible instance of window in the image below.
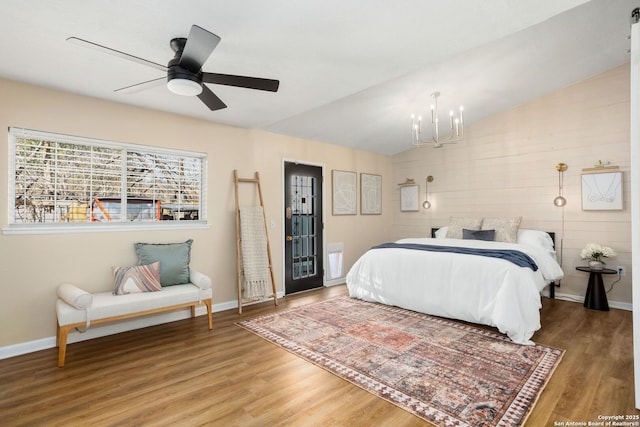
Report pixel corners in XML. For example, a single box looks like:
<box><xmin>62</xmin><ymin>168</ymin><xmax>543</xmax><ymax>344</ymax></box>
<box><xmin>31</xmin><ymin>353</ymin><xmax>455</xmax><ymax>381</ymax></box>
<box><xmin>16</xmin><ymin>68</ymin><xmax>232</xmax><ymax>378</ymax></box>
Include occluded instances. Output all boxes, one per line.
<box><xmin>7</xmin><ymin>128</ymin><xmax>206</xmax><ymax>233</ymax></box>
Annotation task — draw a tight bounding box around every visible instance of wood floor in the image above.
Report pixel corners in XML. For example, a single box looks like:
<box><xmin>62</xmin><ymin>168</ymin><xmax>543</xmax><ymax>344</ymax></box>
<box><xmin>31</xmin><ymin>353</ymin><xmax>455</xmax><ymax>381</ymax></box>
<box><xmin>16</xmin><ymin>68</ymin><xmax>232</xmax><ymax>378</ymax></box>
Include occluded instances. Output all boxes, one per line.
<box><xmin>1</xmin><ymin>284</ymin><xmax>638</xmax><ymax>426</ymax></box>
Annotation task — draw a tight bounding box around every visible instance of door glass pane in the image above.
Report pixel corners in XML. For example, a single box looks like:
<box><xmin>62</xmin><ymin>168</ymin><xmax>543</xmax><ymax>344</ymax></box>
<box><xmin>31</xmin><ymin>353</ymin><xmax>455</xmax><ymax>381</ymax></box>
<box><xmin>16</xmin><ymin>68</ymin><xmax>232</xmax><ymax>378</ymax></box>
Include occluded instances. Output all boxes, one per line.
<box><xmin>293</xmin><ymin>262</ymin><xmax>300</xmax><ymax>279</ymax></box>
<box><xmin>293</xmin><ymin>237</ymin><xmax>300</xmax><ymax>258</ymax></box>
<box><xmin>292</xmin><ymin>216</ymin><xmax>301</xmax><ymax>237</ymax></box>
<box><xmin>290</xmin><ymin>174</ymin><xmax>317</xmax><ymax>280</ymax></box>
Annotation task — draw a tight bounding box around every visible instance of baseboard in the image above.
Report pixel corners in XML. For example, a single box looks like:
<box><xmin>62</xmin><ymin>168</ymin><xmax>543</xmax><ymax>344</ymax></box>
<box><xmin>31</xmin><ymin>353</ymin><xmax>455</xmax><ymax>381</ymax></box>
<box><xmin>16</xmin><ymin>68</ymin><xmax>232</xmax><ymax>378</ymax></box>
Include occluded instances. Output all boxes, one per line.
<box><xmin>543</xmin><ymin>289</ymin><xmax>633</xmax><ymax>311</ymax></box>
<box><xmin>0</xmin><ymin>337</ymin><xmax>57</xmax><ymax>360</ymax></box>
<box><xmin>0</xmin><ymin>296</ymin><xmax>279</xmax><ymax>361</ymax></box>
<box><xmin>324</xmin><ymin>278</ymin><xmax>346</xmax><ymax>287</ymax></box>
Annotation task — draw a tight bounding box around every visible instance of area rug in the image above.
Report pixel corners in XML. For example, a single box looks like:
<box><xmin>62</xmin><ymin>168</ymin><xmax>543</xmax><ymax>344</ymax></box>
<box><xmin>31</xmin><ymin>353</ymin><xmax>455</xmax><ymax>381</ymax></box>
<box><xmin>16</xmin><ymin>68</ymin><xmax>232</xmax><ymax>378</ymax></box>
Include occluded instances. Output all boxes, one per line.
<box><xmin>237</xmin><ymin>296</ymin><xmax>564</xmax><ymax>426</ymax></box>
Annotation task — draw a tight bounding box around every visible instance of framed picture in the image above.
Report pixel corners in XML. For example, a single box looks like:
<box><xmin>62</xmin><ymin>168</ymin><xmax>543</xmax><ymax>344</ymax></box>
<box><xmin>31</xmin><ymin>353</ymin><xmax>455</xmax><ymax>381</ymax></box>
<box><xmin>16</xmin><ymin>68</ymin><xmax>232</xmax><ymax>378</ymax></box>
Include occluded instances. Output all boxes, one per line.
<box><xmin>400</xmin><ymin>184</ymin><xmax>419</xmax><ymax>212</ymax></box>
<box><xmin>581</xmin><ymin>171</ymin><xmax>623</xmax><ymax>210</ymax></box>
<box><xmin>360</xmin><ymin>173</ymin><xmax>381</xmax><ymax>215</ymax></box>
<box><xmin>332</xmin><ymin>170</ymin><xmax>357</xmax><ymax>215</ymax></box>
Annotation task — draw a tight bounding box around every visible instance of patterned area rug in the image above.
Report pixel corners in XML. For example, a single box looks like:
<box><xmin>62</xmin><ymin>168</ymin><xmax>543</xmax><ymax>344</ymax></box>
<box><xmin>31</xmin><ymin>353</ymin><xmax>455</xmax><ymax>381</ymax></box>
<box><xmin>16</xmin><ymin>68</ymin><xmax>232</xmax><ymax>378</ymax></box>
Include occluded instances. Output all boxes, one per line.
<box><xmin>238</xmin><ymin>296</ymin><xmax>563</xmax><ymax>426</ymax></box>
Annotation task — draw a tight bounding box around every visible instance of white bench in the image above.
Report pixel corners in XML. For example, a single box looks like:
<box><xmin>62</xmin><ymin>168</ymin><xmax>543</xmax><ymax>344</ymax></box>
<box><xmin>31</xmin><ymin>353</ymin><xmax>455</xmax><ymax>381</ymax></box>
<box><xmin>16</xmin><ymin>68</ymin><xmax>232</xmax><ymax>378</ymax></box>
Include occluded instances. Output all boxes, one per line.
<box><xmin>55</xmin><ymin>268</ymin><xmax>212</xmax><ymax>367</ymax></box>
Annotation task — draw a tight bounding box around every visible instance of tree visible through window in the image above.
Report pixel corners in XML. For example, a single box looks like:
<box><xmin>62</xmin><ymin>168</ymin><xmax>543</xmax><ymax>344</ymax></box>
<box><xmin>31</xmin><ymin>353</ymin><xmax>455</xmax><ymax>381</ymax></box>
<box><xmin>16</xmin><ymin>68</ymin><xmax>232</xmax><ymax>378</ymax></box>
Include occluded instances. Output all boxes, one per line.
<box><xmin>9</xmin><ymin>128</ymin><xmax>206</xmax><ymax>227</ymax></box>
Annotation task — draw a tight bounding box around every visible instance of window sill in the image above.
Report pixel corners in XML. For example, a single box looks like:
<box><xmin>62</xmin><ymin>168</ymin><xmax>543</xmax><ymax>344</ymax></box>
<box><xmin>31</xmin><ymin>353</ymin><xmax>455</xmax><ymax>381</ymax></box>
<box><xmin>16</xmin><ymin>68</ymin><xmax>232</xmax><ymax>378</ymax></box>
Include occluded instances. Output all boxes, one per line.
<box><xmin>2</xmin><ymin>221</ymin><xmax>210</xmax><ymax>235</ymax></box>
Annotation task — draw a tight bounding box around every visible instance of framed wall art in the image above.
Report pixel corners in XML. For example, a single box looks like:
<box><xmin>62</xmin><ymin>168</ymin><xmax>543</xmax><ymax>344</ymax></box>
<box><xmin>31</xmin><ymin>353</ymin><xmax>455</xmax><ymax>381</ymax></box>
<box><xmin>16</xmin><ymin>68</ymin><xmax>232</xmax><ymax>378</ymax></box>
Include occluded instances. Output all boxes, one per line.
<box><xmin>400</xmin><ymin>184</ymin><xmax>419</xmax><ymax>212</ymax></box>
<box><xmin>360</xmin><ymin>173</ymin><xmax>381</xmax><ymax>215</ymax></box>
<box><xmin>581</xmin><ymin>171</ymin><xmax>623</xmax><ymax>211</ymax></box>
<box><xmin>332</xmin><ymin>170</ymin><xmax>357</xmax><ymax>215</ymax></box>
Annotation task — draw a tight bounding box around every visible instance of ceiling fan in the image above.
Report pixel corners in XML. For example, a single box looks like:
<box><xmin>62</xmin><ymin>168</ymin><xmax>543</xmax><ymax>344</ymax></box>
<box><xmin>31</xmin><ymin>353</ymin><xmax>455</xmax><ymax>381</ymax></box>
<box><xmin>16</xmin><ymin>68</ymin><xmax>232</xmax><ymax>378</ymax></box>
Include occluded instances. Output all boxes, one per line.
<box><xmin>67</xmin><ymin>25</ymin><xmax>280</xmax><ymax>111</ymax></box>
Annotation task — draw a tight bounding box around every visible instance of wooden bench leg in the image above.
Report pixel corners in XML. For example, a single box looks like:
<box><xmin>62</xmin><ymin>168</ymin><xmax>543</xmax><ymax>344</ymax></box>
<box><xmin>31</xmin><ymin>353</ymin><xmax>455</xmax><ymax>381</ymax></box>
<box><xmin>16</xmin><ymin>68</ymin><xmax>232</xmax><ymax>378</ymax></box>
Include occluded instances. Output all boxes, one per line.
<box><xmin>56</xmin><ymin>319</ymin><xmax>61</xmax><ymax>347</ymax></box>
<box><xmin>190</xmin><ymin>300</ymin><xmax>213</xmax><ymax>330</ymax></box>
<box><xmin>203</xmin><ymin>299</ymin><xmax>213</xmax><ymax>330</ymax></box>
<box><xmin>57</xmin><ymin>324</ymin><xmax>70</xmax><ymax>367</ymax></box>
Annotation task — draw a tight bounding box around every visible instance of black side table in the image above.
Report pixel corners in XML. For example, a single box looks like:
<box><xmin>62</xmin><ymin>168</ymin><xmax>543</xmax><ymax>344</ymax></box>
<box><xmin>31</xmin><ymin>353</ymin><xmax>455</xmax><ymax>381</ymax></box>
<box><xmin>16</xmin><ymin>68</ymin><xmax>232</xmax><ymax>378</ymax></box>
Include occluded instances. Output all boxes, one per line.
<box><xmin>575</xmin><ymin>266</ymin><xmax>616</xmax><ymax>311</ymax></box>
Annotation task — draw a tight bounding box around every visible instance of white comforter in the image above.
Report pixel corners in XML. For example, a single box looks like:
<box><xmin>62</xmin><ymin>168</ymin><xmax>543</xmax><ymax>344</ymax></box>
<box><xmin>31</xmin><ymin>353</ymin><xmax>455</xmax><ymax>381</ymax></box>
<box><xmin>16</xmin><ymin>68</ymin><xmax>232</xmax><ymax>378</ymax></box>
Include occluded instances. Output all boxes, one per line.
<box><xmin>346</xmin><ymin>237</ymin><xmax>564</xmax><ymax>345</ymax></box>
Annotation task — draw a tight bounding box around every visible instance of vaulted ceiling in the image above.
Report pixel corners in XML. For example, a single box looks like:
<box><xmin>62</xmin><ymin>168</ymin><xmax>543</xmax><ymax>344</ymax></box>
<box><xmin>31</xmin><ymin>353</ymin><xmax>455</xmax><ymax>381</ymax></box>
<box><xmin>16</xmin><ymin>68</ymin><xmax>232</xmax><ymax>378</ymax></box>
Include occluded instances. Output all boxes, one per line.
<box><xmin>1</xmin><ymin>0</ymin><xmax>636</xmax><ymax>154</ymax></box>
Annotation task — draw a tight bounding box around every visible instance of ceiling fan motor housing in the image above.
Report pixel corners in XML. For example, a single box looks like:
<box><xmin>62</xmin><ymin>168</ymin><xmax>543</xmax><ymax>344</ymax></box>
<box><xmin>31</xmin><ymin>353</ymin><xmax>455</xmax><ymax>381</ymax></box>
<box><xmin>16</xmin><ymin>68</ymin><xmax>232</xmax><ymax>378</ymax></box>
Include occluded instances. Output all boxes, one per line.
<box><xmin>167</xmin><ymin>38</ymin><xmax>203</xmax><ymax>96</ymax></box>
<box><xmin>167</xmin><ymin>57</ymin><xmax>202</xmax><ymax>84</ymax></box>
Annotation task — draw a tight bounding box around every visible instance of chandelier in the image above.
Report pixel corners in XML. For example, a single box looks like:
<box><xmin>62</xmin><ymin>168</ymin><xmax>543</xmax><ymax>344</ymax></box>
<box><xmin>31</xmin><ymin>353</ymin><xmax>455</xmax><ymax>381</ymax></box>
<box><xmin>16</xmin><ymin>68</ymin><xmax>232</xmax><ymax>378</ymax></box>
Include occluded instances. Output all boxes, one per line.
<box><xmin>411</xmin><ymin>91</ymin><xmax>464</xmax><ymax>148</ymax></box>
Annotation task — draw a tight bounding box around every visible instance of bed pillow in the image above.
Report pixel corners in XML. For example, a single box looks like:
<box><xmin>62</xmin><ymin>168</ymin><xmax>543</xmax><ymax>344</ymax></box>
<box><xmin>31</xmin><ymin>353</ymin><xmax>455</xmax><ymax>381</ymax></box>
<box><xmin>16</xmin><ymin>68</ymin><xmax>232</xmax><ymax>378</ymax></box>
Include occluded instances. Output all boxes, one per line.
<box><xmin>481</xmin><ymin>217</ymin><xmax>522</xmax><ymax>243</ymax></box>
<box><xmin>445</xmin><ymin>217</ymin><xmax>482</xmax><ymax>239</ymax></box>
<box><xmin>134</xmin><ymin>239</ymin><xmax>192</xmax><ymax>286</ymax></box>
<box><xmin>517</xmin><ymin>229</ymin><xmax>555</xmax><ymax>251</ymax></box>
<box><xmin>463</xmin><ymin>228</ymin><xmax>496</xmax><ymax>241</ymax></box>
<box><xmin>434</xmin><ymin>226</ymin><xmax>448</xmax><ymax>239</ymax></box>
<box><xmin>113</xmin><ymin>262</ymin><xmax>162</xmax><ymax>295</ymax></box>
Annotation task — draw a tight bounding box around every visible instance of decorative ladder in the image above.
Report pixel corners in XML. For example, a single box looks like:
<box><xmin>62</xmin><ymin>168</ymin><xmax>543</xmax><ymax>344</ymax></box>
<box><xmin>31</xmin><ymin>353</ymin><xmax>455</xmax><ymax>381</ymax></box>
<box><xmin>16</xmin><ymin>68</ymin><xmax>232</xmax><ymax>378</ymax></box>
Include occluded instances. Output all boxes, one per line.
<box><xmin>233</xmin><ymin>170</ymin><xmax>278</xmax><ymax>314</ymax></box>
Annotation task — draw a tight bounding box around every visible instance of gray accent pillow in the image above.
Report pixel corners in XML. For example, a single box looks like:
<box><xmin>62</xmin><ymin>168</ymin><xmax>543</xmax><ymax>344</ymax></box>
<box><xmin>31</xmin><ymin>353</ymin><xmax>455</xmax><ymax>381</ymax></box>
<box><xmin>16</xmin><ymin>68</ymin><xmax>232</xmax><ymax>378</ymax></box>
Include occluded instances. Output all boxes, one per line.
<box><xmin>462</xmin><ymin>228</ymin><xmax>496</xmax><ymax>241</ymax></box>
<box><xmin>134</xmin><ymin>239</ymin><xmax>193</xmax><ymax>286</ymax></box>
<box><xmin>445</xmin><ymin>217</ymin><xmax>483</xmax><ymax>239</ymax></box>
<box><xmin>481</xmin><ymin>217</ymin><xmax>522</xmax><ymax>243</ymax></box>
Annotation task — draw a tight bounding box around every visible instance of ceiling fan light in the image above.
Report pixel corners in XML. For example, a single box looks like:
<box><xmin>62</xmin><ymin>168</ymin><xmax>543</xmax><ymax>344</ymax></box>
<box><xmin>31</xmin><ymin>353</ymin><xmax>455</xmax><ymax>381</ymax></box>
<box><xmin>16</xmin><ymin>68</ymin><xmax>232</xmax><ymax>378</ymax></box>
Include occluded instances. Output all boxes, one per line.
<box><xmin>167</xmin><ymin>78</ymin><xmax>202</xmax><ymax>96</ymax></box>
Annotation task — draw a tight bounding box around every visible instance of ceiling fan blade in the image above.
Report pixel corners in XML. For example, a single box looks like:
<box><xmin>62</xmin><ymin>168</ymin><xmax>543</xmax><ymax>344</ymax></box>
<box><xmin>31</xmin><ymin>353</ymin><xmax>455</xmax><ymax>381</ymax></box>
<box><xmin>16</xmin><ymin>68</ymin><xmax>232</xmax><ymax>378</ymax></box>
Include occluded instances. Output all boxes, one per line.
<box><xmin>179</xmin><ymin>25</ymin><xmax>221</xmax><ymax>72</ymax></box>
<box><xmin>114</xmin><ymin>77</ymin><xmax>166</xmax><ymax>94</ymax></box>
<box><xmin>66</xmin><ymin>37</ymin><xmax>168</xmax><ymax>72</ymax></box>
<box><xmin>197</xmin><ymin>85</ymin><xmax>227</xmax><ymax>111</ymax></box>
<box><xmin>201</xmin><ymin>73</ymin><xmax>280</xmax><ymax>92</ymax></box>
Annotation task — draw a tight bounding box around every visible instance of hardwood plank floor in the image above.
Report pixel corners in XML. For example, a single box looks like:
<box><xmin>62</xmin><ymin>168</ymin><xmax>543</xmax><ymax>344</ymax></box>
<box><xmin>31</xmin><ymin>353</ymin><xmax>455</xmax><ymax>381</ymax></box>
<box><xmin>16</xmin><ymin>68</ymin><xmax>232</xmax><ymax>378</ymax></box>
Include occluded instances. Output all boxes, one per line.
<box><xmin>0</xmin><ymin>285</ymin><xmax>638</xmax><ymax>426</ymax></box>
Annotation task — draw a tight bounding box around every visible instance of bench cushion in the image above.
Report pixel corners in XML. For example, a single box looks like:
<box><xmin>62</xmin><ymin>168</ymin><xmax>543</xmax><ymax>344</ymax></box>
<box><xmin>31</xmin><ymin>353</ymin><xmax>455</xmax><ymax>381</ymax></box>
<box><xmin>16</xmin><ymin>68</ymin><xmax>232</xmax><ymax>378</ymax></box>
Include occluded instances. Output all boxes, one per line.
<box><xmin>56</xmin><ymin>283</ymin><xmax>212</xmax><ymax>326</ymax></box>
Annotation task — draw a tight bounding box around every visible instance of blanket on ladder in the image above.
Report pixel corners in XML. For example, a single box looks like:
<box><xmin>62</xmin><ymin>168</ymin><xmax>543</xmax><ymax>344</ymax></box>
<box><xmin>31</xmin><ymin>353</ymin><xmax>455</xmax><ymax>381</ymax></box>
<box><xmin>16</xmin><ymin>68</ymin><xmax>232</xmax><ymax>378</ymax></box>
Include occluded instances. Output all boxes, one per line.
<box><xmin>239</xmin><ymin>206</ymin><xmax>271</xmax><ymax>299</ymax></box>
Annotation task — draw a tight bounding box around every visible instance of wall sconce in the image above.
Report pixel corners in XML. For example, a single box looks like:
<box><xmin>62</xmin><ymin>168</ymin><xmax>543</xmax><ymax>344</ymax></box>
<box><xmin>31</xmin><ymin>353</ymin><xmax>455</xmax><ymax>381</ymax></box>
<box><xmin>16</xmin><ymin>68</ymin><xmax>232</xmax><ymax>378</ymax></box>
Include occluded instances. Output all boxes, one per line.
<box><xmin>423</xmin><ymin>175</ymin><xmax>434</xmax><ymax>209</ymax></box>
<box><xmin>553</xmin><ymin>163</ymin><xmax>567</xmax><ymax>207</ymax></box>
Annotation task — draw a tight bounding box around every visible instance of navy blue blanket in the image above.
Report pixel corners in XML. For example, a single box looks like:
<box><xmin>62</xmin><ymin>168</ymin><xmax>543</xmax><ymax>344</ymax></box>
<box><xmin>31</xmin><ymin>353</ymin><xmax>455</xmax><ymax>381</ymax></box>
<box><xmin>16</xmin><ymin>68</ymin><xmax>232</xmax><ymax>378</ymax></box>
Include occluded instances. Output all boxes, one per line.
<box><xmin>371</xmin><ymin>242</ymin><xmax>538</xmax><ymax>271</ymax></box>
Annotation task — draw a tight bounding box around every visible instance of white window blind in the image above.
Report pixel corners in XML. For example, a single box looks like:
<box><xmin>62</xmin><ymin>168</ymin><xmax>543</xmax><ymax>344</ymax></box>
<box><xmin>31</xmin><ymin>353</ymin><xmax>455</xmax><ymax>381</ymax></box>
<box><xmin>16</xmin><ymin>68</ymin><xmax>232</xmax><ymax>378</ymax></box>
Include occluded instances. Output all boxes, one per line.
<box><xmin>8</xmin><ymin>128</ymin><xmax>206</xmax><ymax>229</ymax></box>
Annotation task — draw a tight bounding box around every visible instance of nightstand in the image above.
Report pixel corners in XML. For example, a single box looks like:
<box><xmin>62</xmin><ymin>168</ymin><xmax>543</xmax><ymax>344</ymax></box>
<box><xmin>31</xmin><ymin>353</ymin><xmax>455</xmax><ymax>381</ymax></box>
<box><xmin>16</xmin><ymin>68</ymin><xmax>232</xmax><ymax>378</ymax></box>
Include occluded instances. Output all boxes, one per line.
<box><xmin>575</xmin><ymin>266</ymin><xmax>617</xmax><ymax>311</ymax></box>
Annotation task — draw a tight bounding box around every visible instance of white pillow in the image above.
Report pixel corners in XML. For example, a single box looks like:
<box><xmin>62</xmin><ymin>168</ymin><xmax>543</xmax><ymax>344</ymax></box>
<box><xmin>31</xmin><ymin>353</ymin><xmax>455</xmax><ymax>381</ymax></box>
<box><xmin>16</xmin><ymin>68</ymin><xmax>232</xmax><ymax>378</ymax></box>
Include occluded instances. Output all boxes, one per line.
<box><xmin>517</xmin><ymin>229</ymin><xmax>555</xmax><ymax>251</ymax></box>
<box><xmin>434</xmin><ymin>226</ymin><xmax>448</xmax><ymax>239</ymax></box>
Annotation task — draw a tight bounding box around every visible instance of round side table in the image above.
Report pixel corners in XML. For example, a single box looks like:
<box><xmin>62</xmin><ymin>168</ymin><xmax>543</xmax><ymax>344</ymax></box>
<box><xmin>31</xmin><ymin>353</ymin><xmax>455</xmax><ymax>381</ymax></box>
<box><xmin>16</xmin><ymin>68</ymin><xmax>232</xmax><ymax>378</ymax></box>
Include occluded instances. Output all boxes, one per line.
<box><xmin>575</xmin><ymin>266</ymin><xmax>616</xmax><ymax>311</ymax></box>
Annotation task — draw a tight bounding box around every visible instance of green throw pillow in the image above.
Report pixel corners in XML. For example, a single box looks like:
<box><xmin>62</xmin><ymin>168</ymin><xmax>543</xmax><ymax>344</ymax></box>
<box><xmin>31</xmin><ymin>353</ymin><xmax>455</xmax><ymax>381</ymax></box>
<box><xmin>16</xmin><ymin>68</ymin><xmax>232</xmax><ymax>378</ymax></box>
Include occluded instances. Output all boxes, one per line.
<box><xmin>134</xmin><ymin>239</ymin><xmax>193</xmax><ymax>286</ymax></box>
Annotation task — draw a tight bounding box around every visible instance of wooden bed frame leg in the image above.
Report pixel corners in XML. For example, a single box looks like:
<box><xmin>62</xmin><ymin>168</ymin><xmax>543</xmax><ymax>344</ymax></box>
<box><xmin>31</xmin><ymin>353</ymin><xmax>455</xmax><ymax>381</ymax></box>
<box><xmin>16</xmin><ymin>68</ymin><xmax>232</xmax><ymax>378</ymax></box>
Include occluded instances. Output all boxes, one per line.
<box><xmin>57</xmin><ymin>325</ymin><xmax>69</xmax><ymax>367</ymax></box>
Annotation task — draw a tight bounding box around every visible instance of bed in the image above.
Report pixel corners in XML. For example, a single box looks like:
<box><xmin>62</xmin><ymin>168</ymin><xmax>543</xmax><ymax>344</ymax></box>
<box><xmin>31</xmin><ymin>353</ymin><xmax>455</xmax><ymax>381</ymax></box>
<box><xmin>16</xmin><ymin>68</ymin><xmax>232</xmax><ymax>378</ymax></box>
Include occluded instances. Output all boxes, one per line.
<box><xmin>346</xmin><ymin>221</ymin><xmax>564</xmax><ymax>345</ymax></box>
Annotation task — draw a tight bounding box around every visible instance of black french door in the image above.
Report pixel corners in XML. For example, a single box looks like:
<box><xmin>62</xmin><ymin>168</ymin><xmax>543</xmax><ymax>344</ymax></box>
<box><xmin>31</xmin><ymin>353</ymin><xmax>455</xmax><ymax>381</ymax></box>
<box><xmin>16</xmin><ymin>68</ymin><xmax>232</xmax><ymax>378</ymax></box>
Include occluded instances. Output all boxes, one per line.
<box><xmin>284</xmin><ymin>162</ymin><xmax>324</xmax><ymax>294</ymax></box>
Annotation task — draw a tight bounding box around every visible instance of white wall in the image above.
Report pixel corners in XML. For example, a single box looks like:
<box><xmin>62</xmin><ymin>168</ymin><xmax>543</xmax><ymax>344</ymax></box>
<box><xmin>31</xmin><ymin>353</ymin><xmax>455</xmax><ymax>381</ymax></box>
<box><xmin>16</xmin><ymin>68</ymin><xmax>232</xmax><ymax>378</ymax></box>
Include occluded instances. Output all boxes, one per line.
<box><xmin>392</xmin><ymin>64</ymin><xmax>632</xmax><ymax>306</ymax></box>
